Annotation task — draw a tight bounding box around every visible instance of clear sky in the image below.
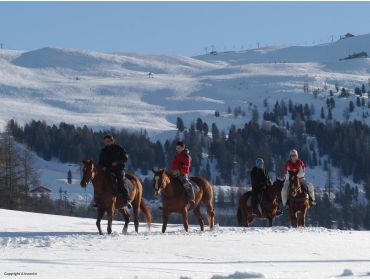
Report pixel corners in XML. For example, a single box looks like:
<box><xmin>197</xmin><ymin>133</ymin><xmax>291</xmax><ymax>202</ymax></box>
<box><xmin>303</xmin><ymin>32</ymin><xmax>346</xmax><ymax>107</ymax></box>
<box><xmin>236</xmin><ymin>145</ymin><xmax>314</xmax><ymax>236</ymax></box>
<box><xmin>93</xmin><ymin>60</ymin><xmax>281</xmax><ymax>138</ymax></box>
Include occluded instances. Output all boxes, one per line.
<box><xmin>1</xmin><ymin>1</ymin><xmax>370</xmax><ymax>56</ymax></box>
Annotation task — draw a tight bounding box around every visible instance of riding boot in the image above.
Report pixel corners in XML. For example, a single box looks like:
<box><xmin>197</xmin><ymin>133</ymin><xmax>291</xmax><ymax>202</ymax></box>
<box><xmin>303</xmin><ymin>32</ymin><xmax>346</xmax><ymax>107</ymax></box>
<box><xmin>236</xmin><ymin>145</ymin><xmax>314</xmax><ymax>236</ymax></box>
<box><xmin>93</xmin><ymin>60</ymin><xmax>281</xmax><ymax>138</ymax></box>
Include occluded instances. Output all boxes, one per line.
<box><xmin>300</xmin><ymin>179</ymin><xmax>316</xmax><ymax>206</ymax></box>
<box><xmin>180</xmin><ymin>175</ymin><xmax>195</xmax><ymax>210</ymax></box>
<box><xmin>251</xmin><ymin>191</ymin><xmax>259</xmax><ymax>215</ymax></box>
<box><xmin>116</xmin><ymin>170</ymin><xmax>132</xmax><ymax>209</ymax></box>
<box><xmin>184</xmin><ymin>183</ymin><xmax>195</xmax><ymax>210</ymax></box>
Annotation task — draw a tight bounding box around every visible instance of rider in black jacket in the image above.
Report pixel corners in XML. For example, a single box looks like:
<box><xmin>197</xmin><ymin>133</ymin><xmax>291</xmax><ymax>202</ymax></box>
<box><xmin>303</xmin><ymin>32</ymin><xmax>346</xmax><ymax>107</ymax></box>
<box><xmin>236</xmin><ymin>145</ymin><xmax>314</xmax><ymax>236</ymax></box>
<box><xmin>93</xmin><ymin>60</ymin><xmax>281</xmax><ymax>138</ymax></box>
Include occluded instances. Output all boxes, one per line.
<box><xmin>98</xmin><ymin>134</ymin><xmax>131</xmax><ymax>208</ymax></box>
<box><xmin>250</xmin><ymin>158</ymin><xmax>272</xmax><ymax>215</ymax></box>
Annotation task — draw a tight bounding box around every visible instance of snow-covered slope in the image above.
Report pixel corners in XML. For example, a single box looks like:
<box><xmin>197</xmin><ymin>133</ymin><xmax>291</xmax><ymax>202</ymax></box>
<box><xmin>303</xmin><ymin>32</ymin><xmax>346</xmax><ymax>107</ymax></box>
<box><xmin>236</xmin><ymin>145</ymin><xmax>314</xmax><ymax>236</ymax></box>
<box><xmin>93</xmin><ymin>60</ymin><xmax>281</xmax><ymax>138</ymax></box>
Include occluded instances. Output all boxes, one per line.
<box><xmin>1</xmin><ymin>34</ymin><xmax>370</xmax><ymax>137</ymax></box>
<box><xmin>1</xmin><ymin>209</ymin><xmax>370</xmax><ymax>278</ymax></box>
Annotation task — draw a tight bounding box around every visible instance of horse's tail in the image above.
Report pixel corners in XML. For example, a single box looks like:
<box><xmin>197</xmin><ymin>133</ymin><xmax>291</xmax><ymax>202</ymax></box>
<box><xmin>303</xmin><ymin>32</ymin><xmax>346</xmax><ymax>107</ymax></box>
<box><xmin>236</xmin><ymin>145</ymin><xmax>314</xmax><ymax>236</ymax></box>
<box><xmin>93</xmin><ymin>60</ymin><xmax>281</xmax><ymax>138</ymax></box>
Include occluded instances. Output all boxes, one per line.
<box><xmin>140</xmin><ymin>198</ymin><xmax>152</xmax><ymax>231</ymax></box>
<box><xmin>237</xmin><ymin>206</ymin><xmax>242</xmax><ymax>226</ymax></box>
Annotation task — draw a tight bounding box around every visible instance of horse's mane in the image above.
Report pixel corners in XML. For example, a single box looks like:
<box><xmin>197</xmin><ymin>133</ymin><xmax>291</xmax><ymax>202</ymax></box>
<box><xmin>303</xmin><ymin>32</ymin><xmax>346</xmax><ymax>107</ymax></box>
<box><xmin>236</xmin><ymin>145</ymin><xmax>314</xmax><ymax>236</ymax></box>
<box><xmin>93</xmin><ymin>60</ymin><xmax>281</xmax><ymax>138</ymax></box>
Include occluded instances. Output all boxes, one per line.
<box><xmin>160</xmin><ymin>169</ymin><xmax>186</xmax><ymax>196</ymax></box>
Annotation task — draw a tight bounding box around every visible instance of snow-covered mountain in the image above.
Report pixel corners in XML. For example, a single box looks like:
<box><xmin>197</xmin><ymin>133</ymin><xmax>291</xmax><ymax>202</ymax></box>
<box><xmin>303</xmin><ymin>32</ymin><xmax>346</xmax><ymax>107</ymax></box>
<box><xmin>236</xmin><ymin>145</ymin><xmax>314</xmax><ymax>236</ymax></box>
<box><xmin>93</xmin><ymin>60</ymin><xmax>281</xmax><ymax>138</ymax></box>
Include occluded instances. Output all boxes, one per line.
<box><xmin>1</xmin><ymin>209</ymin><xmax>370</xmax><ymax>278</ymax></box>
<box><xmin>1</xmin><ymin>33</ymin><xmax>370</xmax><ymax>139</ymax></box>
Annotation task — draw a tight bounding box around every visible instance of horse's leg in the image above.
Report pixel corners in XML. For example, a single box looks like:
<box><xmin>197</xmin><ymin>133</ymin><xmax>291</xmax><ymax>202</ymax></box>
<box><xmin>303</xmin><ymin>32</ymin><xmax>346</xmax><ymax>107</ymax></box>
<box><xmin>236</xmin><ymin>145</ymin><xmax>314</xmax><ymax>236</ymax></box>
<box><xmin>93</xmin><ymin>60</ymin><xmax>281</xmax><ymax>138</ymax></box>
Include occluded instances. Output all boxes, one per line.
<box><xmin>297</xmin><ymin>211</ymin><xmax>303</xmax><ymax>227</ymax></box>
<box><xmin>289</xmin><ymin>209</ymin><xmax>297</xmax><ymax>228</ymax></box>
<box><xmin>267</xmin><ymin>217</ymin><xmax>273</xmax><ymax>227</ymax></box>
<box><xmin>107</xmin><ymin>208</ymin><xmax>114</xmax><ymax>234</ymax></box>
<box><xmin>206</xmin><ymin>203</ymin><xmax>215</xmax><ymax>229</ymax></box>
<box><xmin>247</xmin><ymin>215</ymin><xmax>253</xmax><ymax>227</ymax></box>
<box><xmin>96</xmin><ymin>208</ymin><xmax>105</xmax><ymax>235</ymax></box>
<box><xmin>303</xmin><ymin>208</ymin><xmax>308</xmax><ymax>227</ymax></box>
<box><xmin>119</xmin><ymin>208</ymin><xmax>130</xmax><ymax>234</ymax></box>
<box><xmin>182</xmin><ymin>208</ymin><xmax>189</xmax><ymax>232</ymax></box>
<box><xmin>162</xmin><ymin>209</ymin><xmax>169</xmax><ymax>233</ymax></box>
<box><xmin>193</xmin><ymin>205</ymin><xmax>204</xmax><ymax>231</ymax></box>
<box><xmin>239</xmin><ymin>194</ymin><xmax>249</xmax><ymax>227</ymax></box>
<box><xmin>133</xmin><ymin>202</ymin><xmax>140</xmax><ymax>233</ymax></box>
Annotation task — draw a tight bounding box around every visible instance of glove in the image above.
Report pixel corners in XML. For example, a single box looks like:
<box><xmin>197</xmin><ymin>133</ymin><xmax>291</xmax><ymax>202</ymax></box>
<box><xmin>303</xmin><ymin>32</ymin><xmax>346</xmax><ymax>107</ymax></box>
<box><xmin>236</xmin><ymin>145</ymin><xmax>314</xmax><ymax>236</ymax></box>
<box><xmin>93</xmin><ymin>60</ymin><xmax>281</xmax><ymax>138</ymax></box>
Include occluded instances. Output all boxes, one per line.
<box><xmin>172</xmin><ymin>169</ymin><xmax>180</xmax><ymax>177</ymax></box>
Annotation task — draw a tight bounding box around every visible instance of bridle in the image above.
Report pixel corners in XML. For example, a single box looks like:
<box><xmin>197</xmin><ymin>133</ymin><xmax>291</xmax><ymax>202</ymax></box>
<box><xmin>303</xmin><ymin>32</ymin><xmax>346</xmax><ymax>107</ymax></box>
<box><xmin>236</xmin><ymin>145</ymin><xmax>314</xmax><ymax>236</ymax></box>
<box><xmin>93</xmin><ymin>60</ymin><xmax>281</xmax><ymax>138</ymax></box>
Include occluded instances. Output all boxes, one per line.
<box><xmin>152</xmin><ymin>169</ymin><xmax>170</xmax><ymax>196</ymax></box>
<box><xmin>80</xmin><ymin>162</ymin><xmax>96</xmax><ymax>188</ymax></box>
<box><xmin>289</xmin><ymin>172</ymin><xmax>301</xmax><ymax>197</ymax></box>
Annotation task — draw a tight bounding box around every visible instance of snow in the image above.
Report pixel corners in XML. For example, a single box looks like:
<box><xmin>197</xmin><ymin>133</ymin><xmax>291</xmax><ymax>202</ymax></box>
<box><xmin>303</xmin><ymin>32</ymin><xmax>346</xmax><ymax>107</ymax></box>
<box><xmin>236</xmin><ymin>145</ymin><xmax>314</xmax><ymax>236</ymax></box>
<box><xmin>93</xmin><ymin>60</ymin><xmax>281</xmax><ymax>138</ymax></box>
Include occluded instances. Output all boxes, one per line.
<box><xmin>1</xmin><ymin>34</ymin><xmax>370</xmax><ymax>137</ymax></box>
<box><xmin>1</xmin><ymin>209</ymin><xmax>370</xmax><ymax>278</ymax></box>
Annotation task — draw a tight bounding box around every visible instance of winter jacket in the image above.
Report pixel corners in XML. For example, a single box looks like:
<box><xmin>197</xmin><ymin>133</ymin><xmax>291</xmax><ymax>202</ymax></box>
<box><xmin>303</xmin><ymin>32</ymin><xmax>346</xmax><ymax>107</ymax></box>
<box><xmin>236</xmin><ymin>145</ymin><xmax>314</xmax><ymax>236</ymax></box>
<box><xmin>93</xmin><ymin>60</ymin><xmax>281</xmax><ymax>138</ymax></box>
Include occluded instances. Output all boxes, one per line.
<box><xmin>99</xmin><ymin>143</ymin><xmax>128</xmax><ymax>170</ymax></box>
<box><xmin>250</xmin><ymin>166</ymin><xmax>272</xmax><ymax>192</ymax></box>
<box><xmin>171</xmin><ymin>149</ymin><xmax>191</xmax><ymax>175</ymax></box>
<box><xmin>284</xmin><ymin>159</ymin><xmax>305</xmax><ymax>179</ymax></box>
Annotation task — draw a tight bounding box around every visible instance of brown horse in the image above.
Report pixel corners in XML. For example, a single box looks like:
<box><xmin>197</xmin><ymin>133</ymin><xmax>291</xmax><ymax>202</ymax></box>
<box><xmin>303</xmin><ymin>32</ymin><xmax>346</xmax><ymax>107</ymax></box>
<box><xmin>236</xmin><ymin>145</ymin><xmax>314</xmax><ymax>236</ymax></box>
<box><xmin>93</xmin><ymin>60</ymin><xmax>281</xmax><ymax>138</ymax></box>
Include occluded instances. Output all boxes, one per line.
<box><xmin>237</xmin><ymin>179</ymin><xmax>284</xmax><ymax>227</ymax></box>
<box><xmin>80</xmin><ymin>160</ymin><xmax>152</xmax><ymax>235</ymax></box>
<box><xmin>287</xmin><ymin>171</ymin><xmax>311</xmax><ymax>227</ymax></box>
<box><xmin>151</xmin><ymin>169</ymin><xmax>215</xmax><ymax>233</ymax></box>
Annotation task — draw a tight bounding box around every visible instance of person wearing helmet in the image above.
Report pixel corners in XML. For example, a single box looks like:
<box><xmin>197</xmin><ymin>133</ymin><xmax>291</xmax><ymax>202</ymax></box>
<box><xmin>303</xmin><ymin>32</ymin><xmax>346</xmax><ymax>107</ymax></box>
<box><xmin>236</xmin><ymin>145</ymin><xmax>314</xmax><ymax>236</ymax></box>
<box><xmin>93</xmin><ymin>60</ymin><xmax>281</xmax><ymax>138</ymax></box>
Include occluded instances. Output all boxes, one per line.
<box><xmin>250</xmin><ymin>158</ymin><xmax>272</xmax><ymax>215</ymax></box>
<box><xmin>281</xmin><ymin>149</ymin><xmax>316</xmax><ymax>209</ymax></box>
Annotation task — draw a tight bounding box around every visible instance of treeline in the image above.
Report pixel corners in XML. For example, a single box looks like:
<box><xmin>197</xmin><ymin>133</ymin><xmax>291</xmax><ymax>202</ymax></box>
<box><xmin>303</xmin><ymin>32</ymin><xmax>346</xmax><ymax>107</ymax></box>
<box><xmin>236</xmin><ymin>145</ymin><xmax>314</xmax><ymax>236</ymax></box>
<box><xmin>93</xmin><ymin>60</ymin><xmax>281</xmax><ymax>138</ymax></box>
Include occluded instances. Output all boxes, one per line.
<box><xmin>7</xmin><ymin>120</ymin><xmax>165</xmax><ymax>175</ymax></box>
<box><xmin>6</xmin><ymin>117</ymin><xmax>370</xmax><ymax>195</ymax></box>
<box><xmin>0</xmin><ymin>129</ymin><xmax>97</xmax><ymax>218</ymax></box>
<box><xmin>5</xmin><ymin>116</ymin><xmax>370</xmax><ymax>229</ymax></box>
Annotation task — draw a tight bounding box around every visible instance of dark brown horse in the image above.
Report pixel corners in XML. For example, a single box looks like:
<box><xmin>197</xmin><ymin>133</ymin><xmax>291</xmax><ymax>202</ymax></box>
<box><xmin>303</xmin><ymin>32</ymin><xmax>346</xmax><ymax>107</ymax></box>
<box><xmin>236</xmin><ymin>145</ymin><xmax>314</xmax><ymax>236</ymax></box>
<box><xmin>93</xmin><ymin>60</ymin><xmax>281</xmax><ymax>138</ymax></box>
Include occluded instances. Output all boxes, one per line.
<box><xmin>237</xmin><ymin>179</ymin><xmax>284</xmax><ymax>227</ymax></box>
<box><xmin>287</xmin><ymin>171</ymin><xmax>311</xmax><ymax>227</ymax></box>
<box><xmin>151</xmin><ymin>169</ymin><xmax>215</xmax><ymax>233</ymax></box>
<box><xmin>80</xmin><ymin>160</ymin><xmax>152</xmax><ymax>235</ymax></box>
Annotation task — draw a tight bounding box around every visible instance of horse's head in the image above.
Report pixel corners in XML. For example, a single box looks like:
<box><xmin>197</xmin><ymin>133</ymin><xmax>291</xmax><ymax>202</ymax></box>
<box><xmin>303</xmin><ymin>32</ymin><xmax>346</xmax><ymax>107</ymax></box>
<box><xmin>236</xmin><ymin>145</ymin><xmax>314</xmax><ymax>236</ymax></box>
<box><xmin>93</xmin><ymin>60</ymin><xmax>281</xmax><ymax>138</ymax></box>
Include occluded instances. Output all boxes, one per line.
<box><xmin>151</xmin><ymin>168</ymin><xmax>171</xmax><ymax>196</ymax></box>
<box><xmin>288</xmin><ymin>171</ymin><xmax>301</xmax><ymax>197</ymax></box>
<box><xmin>268</xmin><ymin>178</ymin><xmax>285</xmax><ymax>202</ymax></box>
<box><xmin>80</xmin><ymin>159</ymin><xmax>97</xmax><ymax>188</ymax></box>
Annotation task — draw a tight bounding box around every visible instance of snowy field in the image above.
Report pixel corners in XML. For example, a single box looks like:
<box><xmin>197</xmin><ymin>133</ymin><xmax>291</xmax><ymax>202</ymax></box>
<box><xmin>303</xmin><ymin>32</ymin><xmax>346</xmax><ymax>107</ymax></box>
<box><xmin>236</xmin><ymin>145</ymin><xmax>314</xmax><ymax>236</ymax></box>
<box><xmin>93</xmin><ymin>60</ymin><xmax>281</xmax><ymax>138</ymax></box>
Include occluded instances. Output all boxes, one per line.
<box><xmin>1</xmin><ymin>209</ymin><xmax>370</xmax><ymax>279</ymax></box>
<box><xmin>0</xmin><ymin>33</ymin><xmax>370</xmax><ymax>137</ymax></box>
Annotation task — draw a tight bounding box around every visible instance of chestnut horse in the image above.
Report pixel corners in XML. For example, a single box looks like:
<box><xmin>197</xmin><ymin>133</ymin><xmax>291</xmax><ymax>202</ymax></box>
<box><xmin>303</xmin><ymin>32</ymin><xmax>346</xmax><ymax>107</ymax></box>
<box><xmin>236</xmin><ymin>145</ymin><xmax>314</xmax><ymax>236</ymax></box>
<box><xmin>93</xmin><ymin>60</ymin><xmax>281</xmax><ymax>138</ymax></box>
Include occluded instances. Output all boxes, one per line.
<box><xmin>287</xmin><ymin>171</ymin><xmax>311</xmax><ymax>227</ymax></box>
<box><xmin>237</xmin><ymin>179</ymin><xmax>284</xmax><ymax>227</ymax></box>
<box><xmin>80</xmin><ymin>160</ymin><xmax>152</xmax><ymax>235</ymax></box>
<box><xmin>151</xmin><ymin>169</ymin><xmax>215</xmax><ymax>233</ymax></box>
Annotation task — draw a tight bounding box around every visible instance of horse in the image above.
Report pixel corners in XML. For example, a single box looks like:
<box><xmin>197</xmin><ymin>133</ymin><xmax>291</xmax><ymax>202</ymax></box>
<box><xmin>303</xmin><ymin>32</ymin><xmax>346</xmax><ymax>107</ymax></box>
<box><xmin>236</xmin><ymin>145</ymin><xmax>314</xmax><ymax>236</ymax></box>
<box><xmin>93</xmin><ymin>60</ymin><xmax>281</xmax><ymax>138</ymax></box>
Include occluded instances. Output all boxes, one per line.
<box><xmin>80</xmin><ymin>160</ymin><xmax>152</xmax><ymax>235</ymax></box>
<box><xmin>151</xmin><ymin>169</ymin><xmax>215</xmax><ymax>233</ymax></box>
<box><xmin>237</xmin><ymin>179</ymin><xmax>284</xmax><ymax>227</ymax></box>
<box><xmin>287</xmin><ymin>171</ymin><xmax>311</xmax><ymax>227</ymax></box>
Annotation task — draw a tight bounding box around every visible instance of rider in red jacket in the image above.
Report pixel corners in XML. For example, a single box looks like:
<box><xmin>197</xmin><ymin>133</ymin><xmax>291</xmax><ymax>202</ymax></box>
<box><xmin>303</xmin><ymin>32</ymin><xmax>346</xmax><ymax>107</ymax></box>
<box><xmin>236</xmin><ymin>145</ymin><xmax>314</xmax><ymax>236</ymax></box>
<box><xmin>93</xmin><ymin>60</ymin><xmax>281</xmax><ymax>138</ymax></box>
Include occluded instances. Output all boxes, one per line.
<box><xmin>281</xmin><ymin>149</ymin><xmax>316</xmax><ymax>208</ymax></box>
<box><xmin>171</xmin><ymin>141</ymin><xmax>195</xmax><ymax>210</ymax></box>
<box><xmin>171</xmin><ymin>146</ymin><xmax>191</xmax><ymax>175</ymax></box>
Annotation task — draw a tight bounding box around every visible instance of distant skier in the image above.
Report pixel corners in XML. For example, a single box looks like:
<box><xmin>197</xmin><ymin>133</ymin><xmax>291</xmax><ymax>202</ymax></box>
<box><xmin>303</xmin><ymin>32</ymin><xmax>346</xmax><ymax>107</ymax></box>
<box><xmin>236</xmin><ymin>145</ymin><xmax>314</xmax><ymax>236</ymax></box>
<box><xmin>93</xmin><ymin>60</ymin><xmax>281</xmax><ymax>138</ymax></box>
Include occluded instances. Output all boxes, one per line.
<box><xmin>281</xmin><ymin>149</ymin><xmax>316</xmax><ymax>209</ymax></box>
<box><xmin>171</xmin><ymin>141</ymin><xmax>195</xmax><ymax>210</ymax></box>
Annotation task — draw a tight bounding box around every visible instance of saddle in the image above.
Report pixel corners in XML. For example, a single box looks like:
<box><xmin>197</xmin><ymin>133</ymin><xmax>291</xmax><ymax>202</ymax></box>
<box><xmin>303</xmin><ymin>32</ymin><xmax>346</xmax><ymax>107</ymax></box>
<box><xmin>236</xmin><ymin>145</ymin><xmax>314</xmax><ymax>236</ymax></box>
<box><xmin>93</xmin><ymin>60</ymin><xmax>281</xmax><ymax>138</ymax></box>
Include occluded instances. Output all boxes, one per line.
<box><xmin>173</xmin><ymin>177</ymin><xmax>200</xmax><ymax>192</ymax></box>
<box><xmin>109</xmin><ymin>172</ymin><xmax>133</xmax><ymax>194</ymax></box>
<box><xmin>246</xmin><ymin>191</ymin><xmax>264</xmax><ymax>214</ymax></box>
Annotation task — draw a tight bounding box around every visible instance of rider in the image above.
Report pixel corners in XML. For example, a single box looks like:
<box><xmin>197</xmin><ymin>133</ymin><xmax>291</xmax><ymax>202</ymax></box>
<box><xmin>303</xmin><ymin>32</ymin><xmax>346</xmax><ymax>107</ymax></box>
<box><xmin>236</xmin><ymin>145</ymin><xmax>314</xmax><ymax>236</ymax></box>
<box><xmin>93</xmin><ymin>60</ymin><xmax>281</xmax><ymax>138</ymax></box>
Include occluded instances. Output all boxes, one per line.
<box><xmin>281</xmin><ymin>149</ymin><xmax>316</xmax><ymax>209</ymax></box>
<box><xmin>171</xmin><ymin>141</ymin><xmax>195</xmax><ymax>210</ymax></box>
<box><xmin>98</xmin><ymin>134</ymin><xmax>131</xmax><ymax>209</ymax></box>
<box><xmin>250</xmin><ymin>158</ymin><xmax>272</xmax><ymax>215</ymax></box>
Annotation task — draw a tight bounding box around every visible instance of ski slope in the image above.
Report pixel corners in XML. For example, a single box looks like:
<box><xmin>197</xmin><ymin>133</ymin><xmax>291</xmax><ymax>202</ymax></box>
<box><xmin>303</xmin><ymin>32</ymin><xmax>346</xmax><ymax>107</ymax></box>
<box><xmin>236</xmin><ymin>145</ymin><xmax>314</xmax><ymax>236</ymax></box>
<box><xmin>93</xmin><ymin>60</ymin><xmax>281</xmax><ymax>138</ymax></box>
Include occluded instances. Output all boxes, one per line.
<box><xmin>1</xmin><ymin>209</ymin><xmax>370</xmax><ymax>279</ymax></box>
<box><xmin>0</xmin><ymin>34</ymin><xmax>370</xmax><ymax>137</ymax></box>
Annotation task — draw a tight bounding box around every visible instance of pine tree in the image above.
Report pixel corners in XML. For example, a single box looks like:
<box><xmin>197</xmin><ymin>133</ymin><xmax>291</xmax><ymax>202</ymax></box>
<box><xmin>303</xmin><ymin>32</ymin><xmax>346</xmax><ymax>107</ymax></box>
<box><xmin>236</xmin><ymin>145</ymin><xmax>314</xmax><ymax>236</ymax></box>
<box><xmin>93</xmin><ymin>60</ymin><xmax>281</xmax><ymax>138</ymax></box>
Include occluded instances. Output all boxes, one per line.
<box><xmin>321</xmin><ymin>107</ymin><xmax>325</xmax><ymax>119</ymax></box>
<box><xmin>349</xmin><ymin>101</ymin><xmax>355</xmax><ymax>112</ymax></box>
<box><xmin>196</xmin><ymin>118</ymin><xmax>203</xmax><ymax>132</ymax></box>
<box><xmin>176</xmin><ymin>117</ymin><xmax>185</xmax><ymax>132</ymax></box>
<box><xmin>67</xmin><ymin>170</ymin><xmax>72</xmax><ymax>184</ymax></box>
<box><xmin>202</xmin><ymin>122</ymin><xmax>209</xmax><ymax>136</ymax></box>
